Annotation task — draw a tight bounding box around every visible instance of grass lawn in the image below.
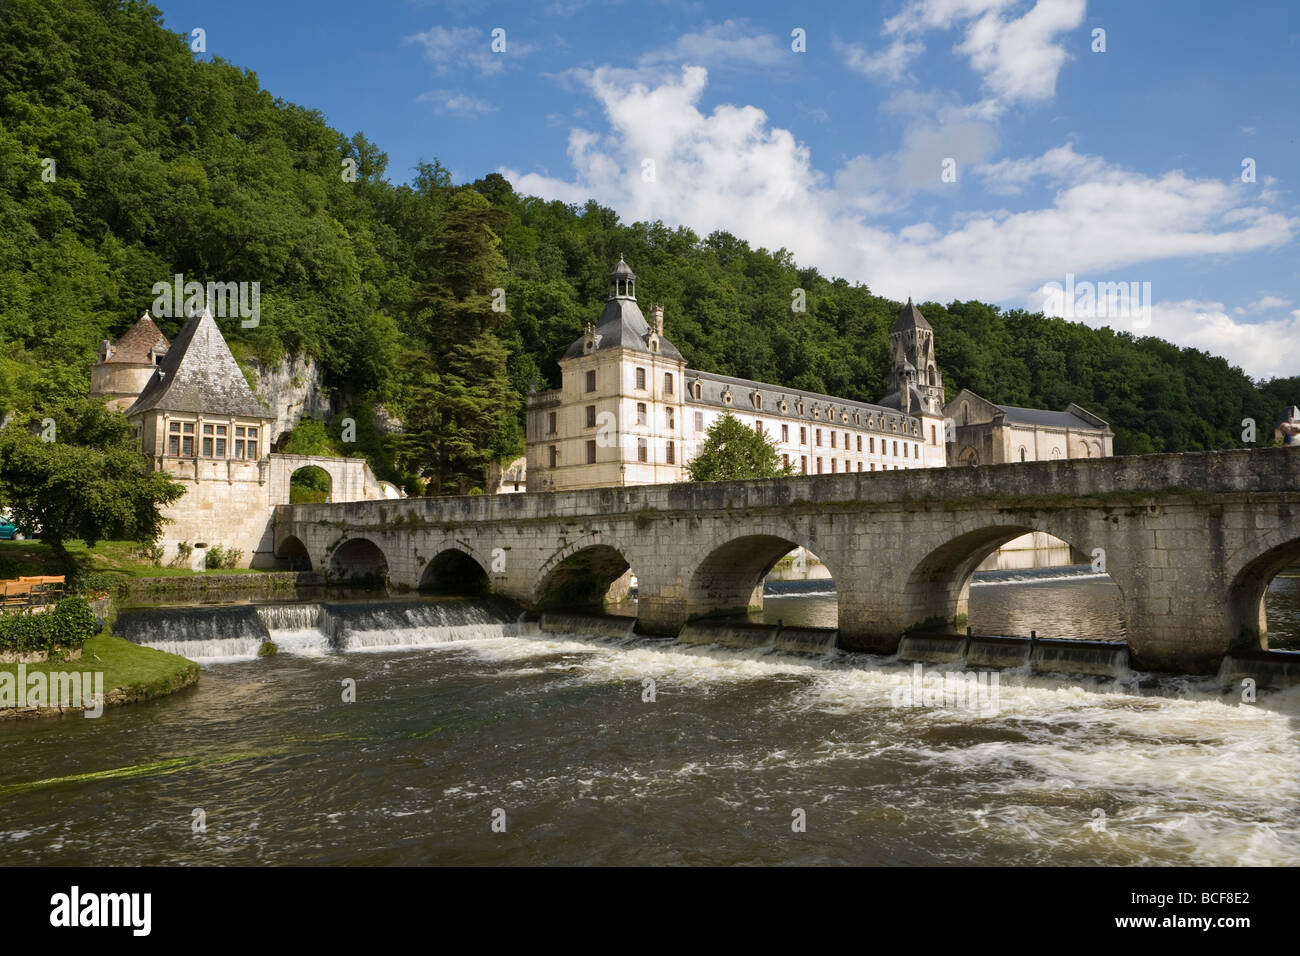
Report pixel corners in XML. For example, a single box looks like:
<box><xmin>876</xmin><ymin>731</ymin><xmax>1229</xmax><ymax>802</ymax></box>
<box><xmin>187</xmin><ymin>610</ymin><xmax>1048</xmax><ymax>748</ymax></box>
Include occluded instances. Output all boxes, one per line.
<box><xmin>0</xmin><ymin>539</ymin><xmax>271</xmax><ymax>580</ymax></box>
<box><xmin>1</xmin><ymin>635</ymin><xmax>199</xmax><ymax>713</ymax></box>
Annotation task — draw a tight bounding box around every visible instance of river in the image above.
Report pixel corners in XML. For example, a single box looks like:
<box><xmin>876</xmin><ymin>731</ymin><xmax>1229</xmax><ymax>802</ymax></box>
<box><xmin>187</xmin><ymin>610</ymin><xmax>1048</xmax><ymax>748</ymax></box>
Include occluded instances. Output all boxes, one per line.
<box><xmin>1</xmin><ymin>569</ymin><xmax>1298</xmax><ymax>866</ymax></box>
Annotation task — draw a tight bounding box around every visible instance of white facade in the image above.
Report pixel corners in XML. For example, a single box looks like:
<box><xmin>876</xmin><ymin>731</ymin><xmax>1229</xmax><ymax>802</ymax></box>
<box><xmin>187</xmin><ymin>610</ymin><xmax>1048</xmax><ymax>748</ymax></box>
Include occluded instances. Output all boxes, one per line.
<box><xmin>526</xmin><ymin>259</ymin><xmax>946</xmax><ymax>491</ymax></box>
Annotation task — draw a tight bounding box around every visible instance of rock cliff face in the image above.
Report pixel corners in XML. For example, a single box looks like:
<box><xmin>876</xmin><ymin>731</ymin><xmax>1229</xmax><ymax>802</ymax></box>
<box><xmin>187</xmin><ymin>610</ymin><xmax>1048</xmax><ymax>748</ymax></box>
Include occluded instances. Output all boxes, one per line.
<box><xmin>248</xmin><ymin>353</ymin><xmax>334</xmax><ymax>446</ymax></box>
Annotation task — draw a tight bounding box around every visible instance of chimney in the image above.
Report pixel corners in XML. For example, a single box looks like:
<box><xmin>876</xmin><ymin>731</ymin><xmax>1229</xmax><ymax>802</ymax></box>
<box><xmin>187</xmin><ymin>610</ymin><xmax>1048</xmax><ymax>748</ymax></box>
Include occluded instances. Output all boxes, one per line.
<box><xmin>653</xmin><ymin>305</ymin><xmax>664</xmax><ymax>336</ymax></box>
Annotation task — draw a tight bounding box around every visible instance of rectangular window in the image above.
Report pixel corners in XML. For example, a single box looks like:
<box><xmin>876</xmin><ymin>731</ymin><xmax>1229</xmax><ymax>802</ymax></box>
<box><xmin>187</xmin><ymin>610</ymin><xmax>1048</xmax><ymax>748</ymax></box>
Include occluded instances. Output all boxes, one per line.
<box><xmin>549</xmin><ymin>445</ymin><xmax>558</xmax><ymax>468</ymax></box>
<box><xmin>637</xmin><ymin>402</ymin><xmax>647</xmax><ymax>426</ymax></box>
<box><xmin>870</xmin><ymin>463</ymin><xmax>875</xmax><ymax>471</ymax></box>
<box><xmin>586</xmin><ymin>370</ymin><xmax>596</xmax><ymax>392</ymax></box>
<box><xmin>800</xmin><ymin>426</ymin><xmax>806</xmax><ymax>444</ymax></box>
<box><xmin>931</xmin><ymin>425</ymin><xmax>937</xmax><ymax>445</ymax></box>
<box><xmin>548</xmin><ymin>411</ymin><xmax>558</xmax><ymax>434</ymax></box>
<box><xmin>844</xmin><ymin>432</ymin><xmax>849</xmax><ymax>448</ymax></box>
<box><xmin>857</xmin><ymin>435</ymin><xmax>862</xmax><ymax>452</ymax></box>
<box><xmin>637</xmin><ymin>438</ymin><xmax>648</xmax><ymax>462</ymax></box>
<box><xmin>816</xmin><ymin>458</ymin><xmax>823</xmax><ymax>474</ymax></box>
<box><xmin>635</xmin><ymin>367</ymin><xmax>646</xmax><ymax>390</ymax></box>
<box><xmin>857</xmin><ymin>462</ymin><xmax>862</xmax><ymax>472</ymax></box>
<box><xmin>694</xmin><ymin>411</ymin><xmax>704</xmax><ymax>433</ymax></box>
<box><xmin>755</xmin><ymin>420</ymin><xmax>763</xmax><ymax>436</ymax></box>
<box><xmin>235</xmin><ymin>426</ymin><xmax>246</xmax><ymax>437</ymax></box>
<box><xmin>202</xmin><ymin>437</ymin><xmax>213</xmax><ymax>457</ymax></box>
<box><xmin>869</xmin><ymin>437</ymin><xmax>875</xmax><ymax>454</ymax></box>
<box><xmin>915</xmin><ymin>443</ymin><xmax>920</xmax><ymax>459</ymax></box>
<box><xmin>831</xmin><ymin>459</ymin><xmax>837</xmax><ymax>473</ymax></box>
<box><xmin>831</xmin><ymin>431</ymin><xmax>837</xmax><ymax>449</ymax></box>
<box><xmin>782</xmin><ymin>453</ymin><xmax>789</xmax><ymax>468</ymax></box>
<box><xmin>667</xmin><ymin>441</ymin><xmax>676</xmax><ymax>465</ymax></box>
<box><xmin>781</xmin><ymin>424</ymin><xmax>789</xmax><ymax>442</ymax></box>
<box><xmin>801</xmin><ymin>455</ymin><xmax>807</xmax><ymax>474</ymax></box>
<box><xmin>244</xmin><ymin>428</ymin><xmax>257</xmax><ymax>458</ymax></box>
<box><xmin>903</xmin><ymin>444</ymin><xmax>909</xmax><ymax>458</ymax></box>
<box><xmin>586</xmin><ymin>440</ymin><xmax>596</xmax><ymax>464</ymax></box>
<box><xmin>664</xmin><ymin>372</ymin><xmax>674</xmax><ymax>395</ymax></box>
<box><xmin>666</xmin><ymin>408</ymin><xmax>675</xmax><ymax>430</ymax></box>
<box><xmin>816</xmin><ymin>428</ymin><xmax>822</xmax><ymax>447</ymax></box>
<box><xmin>215</xmin><ymin>438</ymin><xmax>227</xmax><ymax>457</ymax></box>
<box><xmin>894</xmin><ymin>441</ymin><xmax>899</xmax><ymax>456</ymax></box>
<box><xmin>845</xmin><ymin>459</ymin><xmax>849</xmax><ymax>472</ymax></box>
<box><xmin>168</xmin><ymin>435</ymin><xmax>179</xmax><ymax>456</ymax></box>
<box><xmin>234</xmin><ymin>440</ymin><xmax>245</xmax><ymax>458</ymax></box>
<box><xmin>586</xmin><ymin>405</ymin><xmax>597</xmax><ymax>428</ymax></box>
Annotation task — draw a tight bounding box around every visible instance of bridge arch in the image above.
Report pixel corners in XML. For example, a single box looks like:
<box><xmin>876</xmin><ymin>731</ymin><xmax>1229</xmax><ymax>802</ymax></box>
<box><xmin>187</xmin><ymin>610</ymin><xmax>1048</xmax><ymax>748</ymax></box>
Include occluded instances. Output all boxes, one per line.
<box><xmin>1226</xmin><ymin>530</ymin><xmax>1300</xmax><ymax>651</ymax></box>
<box><xmin>328</xmin><ymin>536</ymin><xmax>389</xmax><ymax>586</ymax></box>
<box><xmin>274</xmin><ymin>533</ymin><xmax>312</xmax><ymax>571</ymax></box>
<box><xmin>903</xmin><ymin>517</ymin><xmax>1127</xmax><ymax>638</ymax></box>
<box><xmin>535</xmin><ymin>542</ymin><xmax>637</xmax><ymax>610</ymax></box>
<box><xmin>686</xmin><ymin>533</ymin><xmax>838</xmax><ymax>621</ymax></box>
<box><xmin>420</xmin><ymin>548</ymin><xmax>490</xmax><ymax>596</ymax></box>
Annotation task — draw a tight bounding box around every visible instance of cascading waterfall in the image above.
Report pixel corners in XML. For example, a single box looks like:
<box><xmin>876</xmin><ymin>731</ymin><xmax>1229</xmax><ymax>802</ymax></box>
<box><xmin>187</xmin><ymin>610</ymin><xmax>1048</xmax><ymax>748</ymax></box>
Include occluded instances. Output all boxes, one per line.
<box><xmin>118</xmin><ymin>598</ymin><xmax>536</xmax><ymax>662</ymax></box>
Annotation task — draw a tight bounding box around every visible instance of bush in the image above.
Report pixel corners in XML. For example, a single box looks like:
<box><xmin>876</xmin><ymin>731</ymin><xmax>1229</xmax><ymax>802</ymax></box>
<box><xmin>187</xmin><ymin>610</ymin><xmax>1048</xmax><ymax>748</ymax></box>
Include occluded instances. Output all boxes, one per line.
<box><xmin>171</xmin><ymin>541</ymin><xmax>194</xmax><ymax>568</ymax></box>
<box><xmin>69</xmin><ymin>570</ymin><xmax>117</xmax><ymax>597</ymax></box>
<box><xmin>0</xmin><ymin>596</ymin><xmax>96</xmax><ymax>654</ymax></box>
<box><xmin>137</xmin><ymin>542</ymin><xmax>165</xmax><ymax>566</ymax></box>
<box><xmin>205</xmin><ymin>544</ymin><xmax>243</xmax><ymax>569</ymax></box>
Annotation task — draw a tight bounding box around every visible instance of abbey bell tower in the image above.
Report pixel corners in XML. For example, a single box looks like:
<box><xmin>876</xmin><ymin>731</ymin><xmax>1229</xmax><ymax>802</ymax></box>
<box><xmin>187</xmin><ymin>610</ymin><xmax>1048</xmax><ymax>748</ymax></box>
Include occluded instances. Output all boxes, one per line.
<box><xmin>890</xmin><ymin>298</ymin><xmax>944</xmax><ymax>413</ymax></box>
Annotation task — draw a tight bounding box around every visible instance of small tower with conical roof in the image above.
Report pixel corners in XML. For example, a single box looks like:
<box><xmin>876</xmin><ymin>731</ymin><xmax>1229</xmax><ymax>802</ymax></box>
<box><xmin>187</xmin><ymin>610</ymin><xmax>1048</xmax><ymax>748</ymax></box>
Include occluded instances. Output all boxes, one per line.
<box><xmin>890</xmin><ymin>298</ymin><xmax>944</xmax><ymax>413</ymax></box>
<box><xmin>90</xmin><ymin>312</ymin><xmax>171</xmax><ymax>412</ymax></box>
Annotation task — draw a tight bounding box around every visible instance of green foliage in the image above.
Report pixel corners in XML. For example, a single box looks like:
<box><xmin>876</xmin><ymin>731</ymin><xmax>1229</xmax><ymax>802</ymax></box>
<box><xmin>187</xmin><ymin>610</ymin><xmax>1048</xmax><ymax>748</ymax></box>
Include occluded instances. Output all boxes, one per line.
<box><xmin>0</xmin><ymin>0</ymin><xmax>1292</xmax><ymax>495</ymax></box>
<box><xmin>687</xmin><ymin>413</ymin><xmax>794</xmax><ymax>481</ymax></box>
<box><xmin>204</xmin><ymin>544</ymin><xmax>242</xmax><ymax>569</ymax></box>
<box><xmin>0</xmin><ymin>398</ymin><xmax>185</xmax><ymax>569</ymax></box>
<box><xmin>0</xmin><ymin>595</ymin><xmax>95</xmax><ymax>653</ymax></box>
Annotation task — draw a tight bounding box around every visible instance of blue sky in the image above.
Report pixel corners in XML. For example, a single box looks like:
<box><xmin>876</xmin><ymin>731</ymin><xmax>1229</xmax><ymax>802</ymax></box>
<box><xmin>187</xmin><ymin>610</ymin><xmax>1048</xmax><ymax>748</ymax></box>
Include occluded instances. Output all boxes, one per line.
<box><xmin>155</xmin><ymin>0</ymin><xmax>1299</xmax><ymax>379</ymax></box>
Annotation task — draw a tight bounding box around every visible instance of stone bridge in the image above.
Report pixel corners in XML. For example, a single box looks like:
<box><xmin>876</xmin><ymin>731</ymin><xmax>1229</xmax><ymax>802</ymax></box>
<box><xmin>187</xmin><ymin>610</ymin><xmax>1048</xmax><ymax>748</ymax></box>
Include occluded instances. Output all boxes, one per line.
<box><xmin>273</xmin><ymin>448</ymin><xmax>1300</xmax><ymax>673</ymax></box>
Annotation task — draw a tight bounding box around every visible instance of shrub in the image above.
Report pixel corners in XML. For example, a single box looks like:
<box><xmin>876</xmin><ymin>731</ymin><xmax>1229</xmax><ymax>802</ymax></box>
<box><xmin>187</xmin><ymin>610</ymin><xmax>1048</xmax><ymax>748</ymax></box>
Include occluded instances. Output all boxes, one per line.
<box><xmin>204</xmin><ymin>544</ymin><xmax>244</xmax><ymax>570</ymax></box>
<box><xmin>137</xmin><ymin>542</ymin><xmax>165</xmax><ymax>566</ymax></box>
<box><xmin>0</xmin><ymin>596</ymin><xmax>96</xmax><ymax>654</ymax></box>
<box><xmin>171</xmin><ymin>541</ymin><xmax>194</xmax><ymax>568</ymax></box>
<box><xmin>69</xmin><ymin>570</ymin><xmax>117</xmax><ymax>597</ymax></box>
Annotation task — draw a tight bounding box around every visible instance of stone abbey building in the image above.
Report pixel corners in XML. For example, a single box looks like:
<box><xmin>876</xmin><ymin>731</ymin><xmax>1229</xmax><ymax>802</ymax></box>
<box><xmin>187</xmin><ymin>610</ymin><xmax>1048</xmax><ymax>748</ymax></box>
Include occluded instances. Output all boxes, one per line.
<box><xmin>525</xmin><ymin>257</ymin><xmax>1111</xmax><ymax>490</ymax></box>
<box><xmin>526</xmin><ymin>258</ymin><xmax>950</xmax><ymax>491</ymax></box>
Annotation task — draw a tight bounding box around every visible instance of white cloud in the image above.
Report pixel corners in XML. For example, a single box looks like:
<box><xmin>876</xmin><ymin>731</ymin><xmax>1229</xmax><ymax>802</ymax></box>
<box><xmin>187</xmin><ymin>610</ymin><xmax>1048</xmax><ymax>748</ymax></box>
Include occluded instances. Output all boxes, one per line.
<box><xmin>976</xmin><ymin>143</ymin><xmax>1106</xmax><ymax>193</ymax></box>
<box><xmin>840</xmin><ymin>0</ymin><xmax>1086</xmax><ymax>108</ymax></box>
<box><xmin>1245</xmin><ymin>294</ymin><xmax>1291</xmax><ymax>312</ymax></box>
<box><xmin>404</xmin><ymin>25</ymin><xmax>530</xmax><ymax>76</ymax></box>
<box><xmin>638</xmin><ymin>20</ymin><xmax>787</xmax><ymax>71</ymax></box>
<box><xmin>1144</xmin><ymin>300</ymin><xmax>1300</xmax><ymax>379</ymax></box>
<box><xmin>415</xmin><ymin>89</ymin><xmax>498</xmax><ymax>116</ymax></box>
<box><xmin>505</xmin><ymin>66</ymin><xmax>1296</xmax><ymax>377</ymax></box>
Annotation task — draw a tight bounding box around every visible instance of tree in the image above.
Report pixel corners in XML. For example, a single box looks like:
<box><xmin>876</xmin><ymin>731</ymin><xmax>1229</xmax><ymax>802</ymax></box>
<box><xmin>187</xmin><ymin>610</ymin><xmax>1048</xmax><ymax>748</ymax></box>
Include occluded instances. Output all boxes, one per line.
<box><xmin>687</xmin><ymin>413</ymin><xmax>793</xmax><ymax>481</ymax></box>
<box><xmin>0</xmin><ymin>399</ymin><xmax>185</xmax><ymax>570</ymax></box>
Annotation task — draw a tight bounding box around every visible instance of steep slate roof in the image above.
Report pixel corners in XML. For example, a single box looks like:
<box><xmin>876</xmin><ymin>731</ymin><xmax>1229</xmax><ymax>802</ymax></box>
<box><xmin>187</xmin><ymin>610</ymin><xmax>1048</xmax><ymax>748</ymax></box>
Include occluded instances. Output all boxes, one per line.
<box><xmin>996</xmin><ymin>404</ymin><xmax>1099</xmax><ymax>430</ymax></box>
<box><xmin>124</xmin><ymin>308</ymin><xmax>269</xmax><ymax>420</ymax></box>
<box><xmin>562</xmin><ymin>259</ymin><xmax>686</xmax><ymax>362</ymax></box>
<box><xmin>105</xmin><ymin>314</ymin><xmax>168</xmax><ymax>364</ymax></box>
<box><xmin>877</xmin><ymin>385</ymin><xmax>929</xmax><ymax>413</ymax></box>
<box><xmin>891</xmin><ymin>298</ymin><xmax>932</xmax><ymax>332</ymax></box>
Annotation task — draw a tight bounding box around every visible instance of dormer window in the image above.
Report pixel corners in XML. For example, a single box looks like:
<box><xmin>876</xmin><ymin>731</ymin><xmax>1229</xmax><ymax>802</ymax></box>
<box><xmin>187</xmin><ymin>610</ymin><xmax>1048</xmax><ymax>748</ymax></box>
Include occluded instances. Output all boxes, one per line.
<box><xmin>721</xmin><ymin>388</ymin><xmax>732</xmax><ymax>406</ymax></box>
<box><xmin>752</xmin><ymin>391</ymin><xmax>762</xmax><ymax>410</ymax></box>
<box><xmin>692</xmin><ymin>380</ymin><xmax>702</xmax><ymax>400</ymax></box>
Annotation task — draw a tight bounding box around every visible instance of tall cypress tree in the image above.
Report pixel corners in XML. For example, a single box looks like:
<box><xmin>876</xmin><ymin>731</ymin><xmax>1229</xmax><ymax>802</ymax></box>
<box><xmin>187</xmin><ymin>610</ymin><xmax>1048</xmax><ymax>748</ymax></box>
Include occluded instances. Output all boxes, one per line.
<box><xmin>400</xmin><ymin>189</ymin><xmax>520</xmax><ymax>494</ymax></box>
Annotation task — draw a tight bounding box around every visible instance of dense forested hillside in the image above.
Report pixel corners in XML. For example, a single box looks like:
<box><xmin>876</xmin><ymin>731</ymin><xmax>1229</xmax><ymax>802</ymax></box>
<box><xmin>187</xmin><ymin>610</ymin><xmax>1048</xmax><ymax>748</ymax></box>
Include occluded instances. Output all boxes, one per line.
<box><xmin>1</xmin><ymin>0</ymin><xmax>1295</xmax><ymax>493</ymax></box>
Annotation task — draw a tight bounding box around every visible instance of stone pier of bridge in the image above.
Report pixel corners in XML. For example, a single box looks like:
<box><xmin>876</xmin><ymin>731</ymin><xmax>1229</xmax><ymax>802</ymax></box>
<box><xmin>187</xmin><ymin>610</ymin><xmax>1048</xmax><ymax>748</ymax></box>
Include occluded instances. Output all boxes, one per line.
<box><xmin>274</xmin><ymin>448</ymin><xmax>1300</xmax><ymax>674</ymax></box>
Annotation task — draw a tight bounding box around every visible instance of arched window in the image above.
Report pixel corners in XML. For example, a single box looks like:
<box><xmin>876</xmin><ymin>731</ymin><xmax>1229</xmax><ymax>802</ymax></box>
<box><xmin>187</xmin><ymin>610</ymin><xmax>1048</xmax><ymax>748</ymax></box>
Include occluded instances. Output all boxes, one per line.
<box><xmin>961</xmin><ymin>403</ymin><xmax>970</xmax><ymax>426</ymax></box>
<box><xmin>1019</xmin><ymin>446</ymin><xmax>1027</xmax><ymax>462</ymax></box>
<box><xmin>692</xmin><ymin>380</ymin><xmax>702</xmax><ymax>400</ymax></box>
